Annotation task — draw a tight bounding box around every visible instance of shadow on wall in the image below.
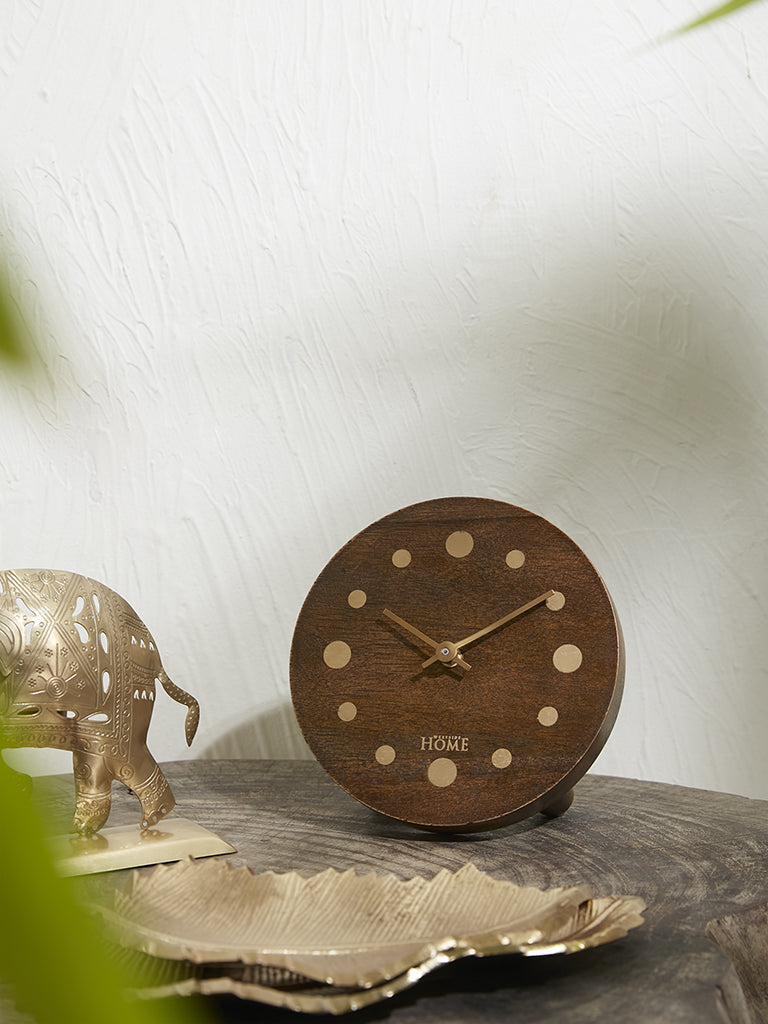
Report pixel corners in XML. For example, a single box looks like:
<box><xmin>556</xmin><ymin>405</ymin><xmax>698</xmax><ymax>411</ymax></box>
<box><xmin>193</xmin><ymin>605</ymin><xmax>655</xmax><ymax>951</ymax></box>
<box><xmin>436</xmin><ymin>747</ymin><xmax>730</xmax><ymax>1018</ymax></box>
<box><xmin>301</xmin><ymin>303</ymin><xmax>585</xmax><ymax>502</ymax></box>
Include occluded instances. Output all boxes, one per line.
<box><xmin>191</xmin><ymin>176</ymin><xmax>768</xmax><ymax>795</ymax></box>
<box><xmin>522</xmin><ymin>202</ymin><xmax>768</xmax><ymax>790</ymax></box>
<box><xmin>199</xmin><ymin>702</ymin><xmax>314</xmax><ymax>761</ymax></box>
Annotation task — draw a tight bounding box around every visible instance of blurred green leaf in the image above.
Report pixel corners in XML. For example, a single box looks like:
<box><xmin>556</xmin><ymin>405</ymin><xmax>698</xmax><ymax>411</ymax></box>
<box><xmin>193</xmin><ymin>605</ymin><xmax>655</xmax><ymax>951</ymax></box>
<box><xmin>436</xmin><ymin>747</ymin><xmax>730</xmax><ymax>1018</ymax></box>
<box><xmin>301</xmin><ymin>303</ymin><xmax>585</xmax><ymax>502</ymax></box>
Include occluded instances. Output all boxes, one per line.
<box><xmin>0</xmin><ymin>266</ymin><xmax>33</xmax><ymax>368</ymax></box>
<box><xmin>674</xmin><ymin>0</ymin><xmax>764</xmax><ymax>33</ymax></box>
<box><xmin>0</xmin><ymin>754</ymin><xmax>206</xmax><ymax>1024</ymax></box>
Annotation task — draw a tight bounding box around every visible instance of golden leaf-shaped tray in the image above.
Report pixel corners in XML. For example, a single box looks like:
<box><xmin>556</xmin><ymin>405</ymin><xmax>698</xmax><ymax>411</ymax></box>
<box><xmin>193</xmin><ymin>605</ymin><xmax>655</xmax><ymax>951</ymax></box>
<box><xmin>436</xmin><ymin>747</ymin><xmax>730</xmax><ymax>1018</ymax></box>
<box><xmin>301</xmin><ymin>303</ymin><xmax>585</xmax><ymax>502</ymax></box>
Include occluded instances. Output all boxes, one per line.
<box><xmin>95</xmin><ymin>859</ymin><xmax>645</xmax><ymax>1015</ymax></box>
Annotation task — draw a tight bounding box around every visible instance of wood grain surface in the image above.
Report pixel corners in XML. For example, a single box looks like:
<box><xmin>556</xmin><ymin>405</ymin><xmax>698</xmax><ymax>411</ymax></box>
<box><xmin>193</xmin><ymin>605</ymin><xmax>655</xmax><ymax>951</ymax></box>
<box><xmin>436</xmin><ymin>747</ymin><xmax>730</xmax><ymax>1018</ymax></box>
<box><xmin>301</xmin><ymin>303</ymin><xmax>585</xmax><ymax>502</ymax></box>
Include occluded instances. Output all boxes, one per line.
<box><xmin>14</xmin><ymin>760</ymin><xmax>768</xmax><ymax>1023</ymax></box>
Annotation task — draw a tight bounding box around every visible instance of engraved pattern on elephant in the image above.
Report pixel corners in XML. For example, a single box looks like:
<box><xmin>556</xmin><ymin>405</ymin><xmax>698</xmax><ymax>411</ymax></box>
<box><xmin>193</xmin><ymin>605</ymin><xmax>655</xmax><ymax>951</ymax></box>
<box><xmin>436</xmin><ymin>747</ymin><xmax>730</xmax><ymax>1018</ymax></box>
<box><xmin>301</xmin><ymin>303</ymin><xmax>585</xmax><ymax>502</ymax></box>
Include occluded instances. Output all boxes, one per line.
<box><xmin>0</xmin><ymin>569</ymin><xmax>163</xmax><ymax>756</ymax></box>
<box><xmin>0</xmin><ymin>569</ymin><xmax>200</xmax><ymax>833</ymax></box>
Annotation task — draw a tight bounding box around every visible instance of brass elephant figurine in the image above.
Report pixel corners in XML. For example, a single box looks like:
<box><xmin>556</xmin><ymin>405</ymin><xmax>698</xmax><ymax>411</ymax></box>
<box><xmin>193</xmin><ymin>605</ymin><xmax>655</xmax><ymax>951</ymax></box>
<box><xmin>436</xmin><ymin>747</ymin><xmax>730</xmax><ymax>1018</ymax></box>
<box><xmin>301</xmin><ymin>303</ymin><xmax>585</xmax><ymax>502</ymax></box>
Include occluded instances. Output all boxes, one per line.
<box><xmin>0</xmin><ymin>569</ymin><xmax>199</xmax><ymax>834</ymax></box>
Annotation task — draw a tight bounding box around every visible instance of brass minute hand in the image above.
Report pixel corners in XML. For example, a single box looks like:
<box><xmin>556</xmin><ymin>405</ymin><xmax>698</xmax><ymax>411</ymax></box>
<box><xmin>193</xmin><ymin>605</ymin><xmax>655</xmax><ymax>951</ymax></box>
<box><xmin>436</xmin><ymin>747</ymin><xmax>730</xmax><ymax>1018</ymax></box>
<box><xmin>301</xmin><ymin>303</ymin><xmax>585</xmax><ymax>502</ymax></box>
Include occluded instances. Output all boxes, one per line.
<box><xmin>421</xmin><ymin>590</ymin><xmax>555</xmax><ymax>669</ymax></box>
<box><xmin>383</xmin><ymin>609</ymin><xmax>471</xmax><ymax>670</ymax></box>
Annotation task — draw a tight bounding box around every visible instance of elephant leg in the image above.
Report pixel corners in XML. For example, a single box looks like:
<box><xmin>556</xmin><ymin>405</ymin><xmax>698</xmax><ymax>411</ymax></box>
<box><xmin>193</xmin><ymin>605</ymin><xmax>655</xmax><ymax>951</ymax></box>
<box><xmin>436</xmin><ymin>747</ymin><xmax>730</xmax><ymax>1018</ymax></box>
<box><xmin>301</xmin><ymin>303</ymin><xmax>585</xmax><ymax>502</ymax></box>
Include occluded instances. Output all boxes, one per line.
<box><xmin>72</xmin><ymin>751</ymin><xmax>114</xmax><ymax>834</ymax></box>
<box><xmin>129</xmin><ymin>754</ymin><xmax>175</xmax><ymax>830</ymax></box>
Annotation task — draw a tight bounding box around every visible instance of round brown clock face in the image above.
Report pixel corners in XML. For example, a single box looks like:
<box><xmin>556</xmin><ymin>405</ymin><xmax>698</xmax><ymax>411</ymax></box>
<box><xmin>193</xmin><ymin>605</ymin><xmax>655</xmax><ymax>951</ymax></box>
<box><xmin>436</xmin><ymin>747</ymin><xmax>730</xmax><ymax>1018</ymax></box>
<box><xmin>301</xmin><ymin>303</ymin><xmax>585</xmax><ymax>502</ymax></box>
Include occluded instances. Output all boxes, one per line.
<box><xmin>290</xmin><ymin>497</ymin><xmax>624</xmax><ymax>832</ymax></box>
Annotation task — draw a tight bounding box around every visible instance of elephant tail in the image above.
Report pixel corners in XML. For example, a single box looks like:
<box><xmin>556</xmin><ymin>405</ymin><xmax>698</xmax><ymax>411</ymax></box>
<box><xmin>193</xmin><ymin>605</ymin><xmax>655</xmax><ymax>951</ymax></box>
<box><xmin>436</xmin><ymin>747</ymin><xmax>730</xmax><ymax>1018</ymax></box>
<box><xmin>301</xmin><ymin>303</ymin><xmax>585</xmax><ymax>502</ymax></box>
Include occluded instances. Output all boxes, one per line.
<box><xmin>158</xmin><ymin>670</ymin><xmax>200</xmax><ymax>746</ymax></box>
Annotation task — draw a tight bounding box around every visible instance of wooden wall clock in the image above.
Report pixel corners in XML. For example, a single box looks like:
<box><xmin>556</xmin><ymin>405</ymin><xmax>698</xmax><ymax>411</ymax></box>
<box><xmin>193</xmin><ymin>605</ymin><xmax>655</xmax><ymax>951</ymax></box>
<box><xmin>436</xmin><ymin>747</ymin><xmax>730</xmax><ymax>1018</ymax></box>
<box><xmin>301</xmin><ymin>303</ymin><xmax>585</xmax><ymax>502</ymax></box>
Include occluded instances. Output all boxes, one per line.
<box><xmin>290</xmin><ymin>497</ymin><xmax>624</xmax><ymax>833</ymax></box>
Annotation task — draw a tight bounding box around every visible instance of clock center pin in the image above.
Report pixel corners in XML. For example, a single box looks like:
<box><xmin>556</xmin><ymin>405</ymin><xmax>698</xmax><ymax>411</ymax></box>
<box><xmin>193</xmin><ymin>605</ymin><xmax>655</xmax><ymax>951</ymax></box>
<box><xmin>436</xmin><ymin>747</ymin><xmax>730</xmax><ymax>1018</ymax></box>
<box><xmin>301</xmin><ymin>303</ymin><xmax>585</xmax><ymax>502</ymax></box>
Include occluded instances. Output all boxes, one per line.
<box><xmin>435</xmin><ymin>640</ymin><xmax>469</xmax><ymax>670</ymax></box>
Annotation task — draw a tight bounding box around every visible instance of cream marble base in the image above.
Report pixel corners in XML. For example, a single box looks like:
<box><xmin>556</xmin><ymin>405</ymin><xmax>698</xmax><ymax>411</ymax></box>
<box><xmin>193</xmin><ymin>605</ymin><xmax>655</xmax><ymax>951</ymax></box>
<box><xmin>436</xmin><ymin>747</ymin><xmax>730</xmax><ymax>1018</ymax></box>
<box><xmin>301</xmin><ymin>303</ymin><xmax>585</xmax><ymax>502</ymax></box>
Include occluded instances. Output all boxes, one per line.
<box><xmin>48</xmin><ymin>817</ymin><xmax>236</xmax><ymax>876</ymax></box>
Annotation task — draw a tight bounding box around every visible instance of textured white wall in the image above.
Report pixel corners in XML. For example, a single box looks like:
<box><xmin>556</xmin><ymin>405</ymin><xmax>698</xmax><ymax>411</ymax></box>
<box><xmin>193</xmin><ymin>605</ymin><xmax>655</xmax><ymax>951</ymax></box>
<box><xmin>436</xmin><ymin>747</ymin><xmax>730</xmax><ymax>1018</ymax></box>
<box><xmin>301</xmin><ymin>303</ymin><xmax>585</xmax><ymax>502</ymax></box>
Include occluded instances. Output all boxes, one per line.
<box><xmin>1</xmin><ymin>1</ymin><xmax>768</xmax><ymax>800</ymax></box>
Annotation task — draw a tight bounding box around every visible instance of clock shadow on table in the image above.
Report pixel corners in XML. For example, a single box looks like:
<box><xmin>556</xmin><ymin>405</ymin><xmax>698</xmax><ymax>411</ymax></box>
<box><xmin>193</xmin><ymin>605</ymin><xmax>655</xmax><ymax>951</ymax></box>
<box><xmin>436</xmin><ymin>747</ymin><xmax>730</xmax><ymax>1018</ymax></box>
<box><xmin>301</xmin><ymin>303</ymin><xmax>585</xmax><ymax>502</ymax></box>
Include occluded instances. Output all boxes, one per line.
<box><xmin>367</xmin><ymin>810</ymin><xmax>546</xmax><ymax>844</ymax></box>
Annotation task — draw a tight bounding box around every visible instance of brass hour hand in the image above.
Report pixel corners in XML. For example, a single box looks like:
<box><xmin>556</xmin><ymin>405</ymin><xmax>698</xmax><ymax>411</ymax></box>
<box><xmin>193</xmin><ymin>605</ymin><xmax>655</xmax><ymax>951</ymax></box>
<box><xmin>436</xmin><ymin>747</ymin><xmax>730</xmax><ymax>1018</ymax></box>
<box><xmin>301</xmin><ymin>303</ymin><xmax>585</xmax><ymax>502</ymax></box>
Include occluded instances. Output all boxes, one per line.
<box><xmin>383</xmin><ymin>609</ymin><xmax>470</xmax><ymax>671</ymax></box>
<box><xmin>421</xmin><ymin>590</ymin><xmax>555</xmax><ymax>669</ymax></box>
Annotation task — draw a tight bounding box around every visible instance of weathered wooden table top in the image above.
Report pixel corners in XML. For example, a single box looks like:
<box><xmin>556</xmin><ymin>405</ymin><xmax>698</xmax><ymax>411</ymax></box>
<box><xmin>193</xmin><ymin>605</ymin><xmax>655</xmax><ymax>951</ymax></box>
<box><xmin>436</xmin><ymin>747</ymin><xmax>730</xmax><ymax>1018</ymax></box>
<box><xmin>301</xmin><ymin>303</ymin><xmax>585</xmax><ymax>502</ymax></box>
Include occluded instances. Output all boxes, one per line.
<box><xmin>30</xmin><ymin>760</ymin><xmax>768</xmax><ymax>1022</ymax></box>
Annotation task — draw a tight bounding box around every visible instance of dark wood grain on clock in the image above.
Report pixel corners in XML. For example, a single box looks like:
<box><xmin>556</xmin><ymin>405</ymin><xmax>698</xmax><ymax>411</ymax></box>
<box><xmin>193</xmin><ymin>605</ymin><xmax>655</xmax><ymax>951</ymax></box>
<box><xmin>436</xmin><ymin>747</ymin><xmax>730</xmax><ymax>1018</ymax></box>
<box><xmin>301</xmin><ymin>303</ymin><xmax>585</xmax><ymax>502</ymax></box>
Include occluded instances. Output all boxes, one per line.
<box><xmin>20</xmin><ymin>759</ymin><xmax>768</xmax><ymax>1024</ymax></box>
<box><xmin>290</xmin><ymin>497</ymin><xmax>624</xmax><ymax>831</ymax></box>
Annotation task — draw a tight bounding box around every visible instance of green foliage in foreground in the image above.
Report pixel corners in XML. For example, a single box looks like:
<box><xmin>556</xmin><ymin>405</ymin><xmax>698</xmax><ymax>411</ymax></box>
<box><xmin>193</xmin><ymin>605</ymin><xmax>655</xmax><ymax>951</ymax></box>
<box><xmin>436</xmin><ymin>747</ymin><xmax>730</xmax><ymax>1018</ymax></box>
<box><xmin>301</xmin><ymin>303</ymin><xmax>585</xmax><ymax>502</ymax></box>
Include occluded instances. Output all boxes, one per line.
<box><xmin>0</xmin><ymin>756</ymin><xmax>205</xmax><ymax>1024</ymax></box>
<box><xmin>0</xmin><ymin>265</ymin><xmax>32</xmax><ymax>367</ymax></box>
<box><xmin>675</xmin><ymin>0</ymin><xmax>764</xmax><ymax>33</ymax></box>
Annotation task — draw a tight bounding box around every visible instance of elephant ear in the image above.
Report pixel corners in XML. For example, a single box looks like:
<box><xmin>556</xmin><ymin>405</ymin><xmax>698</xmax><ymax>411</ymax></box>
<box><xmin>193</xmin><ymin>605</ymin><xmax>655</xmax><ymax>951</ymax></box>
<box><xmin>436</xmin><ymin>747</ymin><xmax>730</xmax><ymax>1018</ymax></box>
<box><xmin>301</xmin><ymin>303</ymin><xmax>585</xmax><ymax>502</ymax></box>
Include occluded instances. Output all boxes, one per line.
<box><xmin>0</xmin><ymin>609</ymin><xmax>24</xmax><ymax>680</ymax></box>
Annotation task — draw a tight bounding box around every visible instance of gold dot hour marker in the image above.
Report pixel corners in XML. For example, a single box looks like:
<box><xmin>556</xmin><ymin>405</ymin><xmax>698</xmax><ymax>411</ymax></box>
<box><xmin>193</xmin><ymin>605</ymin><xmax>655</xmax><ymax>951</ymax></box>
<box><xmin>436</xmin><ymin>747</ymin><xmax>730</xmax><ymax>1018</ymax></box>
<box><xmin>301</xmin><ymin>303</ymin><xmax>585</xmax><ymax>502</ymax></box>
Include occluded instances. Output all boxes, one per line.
<box><xmin>337</xmin><ymin>702</ymin><xmax>357</xmax><ymax>721</ymax></box>
<box><xmin>375</xmin><ymin>744</ymin><xmax>396</xmax><ymax>765</ymax></box>
<box><xmin>547</xmin><ymin>591</ymin><xmax>565</xmax><ymax>611</ymax></box>
<box><xmin>323</xmin><ymin>640</ymin><xmax>351</xmax><ymax>669</ymax></box>
<box><xmin>392</xmin><ymin>549</ymin><xmax>411</xmax><ymax>568</ymax></box>
<box><xmin>427</xmin><ymin>757</ymin><xmax>457</xmax><ymax>788</ymax></box>
<box><xmin>445</xmin><ymin>531</ymin><xmax>473</xmax><ymax>558</ymax></box>
<box><xmin>553</xmin><ymin>644</ymin><xmax>582</xmax><ymax>673</ymax></box>
<box><xmin>538</xmin><ymin>706</ymin><xmax>559</xmax><ymax>727</ymax></box>
<box><xmin>348</xmin><ymin>590</ymin><xmax>367</xmax><ymax>608</ymax></box>
<box><xmin>492</xmin><ymin>748</ymin><xmax>512</xmax><ymax>769</ymax></box>
<box><xmin>506</xmin><ymin>550</ymin><xmax>525</xmax><ymax>569</ymax></box>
